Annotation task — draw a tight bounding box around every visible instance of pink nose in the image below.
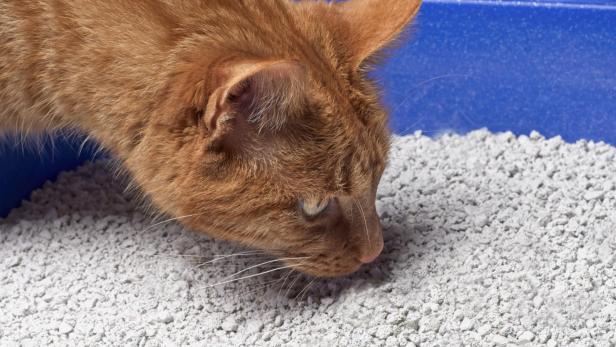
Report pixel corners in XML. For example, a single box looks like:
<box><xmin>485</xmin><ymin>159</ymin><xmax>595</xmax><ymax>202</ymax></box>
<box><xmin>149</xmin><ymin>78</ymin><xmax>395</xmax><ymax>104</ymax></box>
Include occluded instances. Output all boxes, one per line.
<box><xmin>359</xmin><ymin>241</ymin><xmax>384</xmax><ymax>264</ymax></box>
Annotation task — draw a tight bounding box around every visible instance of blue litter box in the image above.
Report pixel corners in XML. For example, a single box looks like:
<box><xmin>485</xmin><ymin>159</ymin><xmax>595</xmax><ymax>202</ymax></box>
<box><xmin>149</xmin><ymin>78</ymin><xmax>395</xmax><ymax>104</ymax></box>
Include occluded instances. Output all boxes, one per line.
<box><xmin>1</xmin><ymin>0</ymin><xmax>615</xmax><ymax>217</ymax></box>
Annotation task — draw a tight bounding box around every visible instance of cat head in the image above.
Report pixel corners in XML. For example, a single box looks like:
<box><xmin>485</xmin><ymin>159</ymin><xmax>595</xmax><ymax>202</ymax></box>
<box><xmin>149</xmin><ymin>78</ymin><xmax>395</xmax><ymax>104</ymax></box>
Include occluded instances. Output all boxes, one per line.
<box><xmin>133</xmin><ymin>0</ymin><xmax>421</xmax><ymax>277</ymax></box>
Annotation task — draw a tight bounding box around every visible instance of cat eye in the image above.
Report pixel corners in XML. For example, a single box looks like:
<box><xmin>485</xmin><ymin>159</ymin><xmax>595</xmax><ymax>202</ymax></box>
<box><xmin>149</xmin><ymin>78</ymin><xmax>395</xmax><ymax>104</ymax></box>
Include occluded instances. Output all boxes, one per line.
<box><xmin>299</xmin><ymin>198</ymin><xmax>332</xmax><ymax>218</ymax></box>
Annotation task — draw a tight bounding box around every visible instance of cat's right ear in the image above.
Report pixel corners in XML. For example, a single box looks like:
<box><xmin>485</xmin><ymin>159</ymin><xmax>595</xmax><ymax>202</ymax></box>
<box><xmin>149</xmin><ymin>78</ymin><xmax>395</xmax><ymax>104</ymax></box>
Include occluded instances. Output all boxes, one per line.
<box><xmin>335</xmin><ymin>0</ymin><xmax>422</xmax><ymax>68</ymax></box>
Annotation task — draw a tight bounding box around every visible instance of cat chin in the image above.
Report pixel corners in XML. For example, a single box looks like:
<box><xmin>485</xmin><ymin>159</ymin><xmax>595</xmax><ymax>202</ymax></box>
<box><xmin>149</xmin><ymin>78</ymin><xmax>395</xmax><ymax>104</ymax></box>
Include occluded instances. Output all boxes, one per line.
<box><xmin>289</xmin><ymin>261</ymin><xmax>363</xmax><ymax>278</ymax></box>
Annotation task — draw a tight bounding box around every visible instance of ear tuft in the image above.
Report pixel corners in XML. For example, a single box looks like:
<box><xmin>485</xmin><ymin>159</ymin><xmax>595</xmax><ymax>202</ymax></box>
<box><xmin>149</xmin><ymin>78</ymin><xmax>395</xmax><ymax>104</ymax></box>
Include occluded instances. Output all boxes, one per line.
<box><xmin>167</xmin><ymin>59</ymin><xmax>307</xmax><ymax>154</ymax></box>
<box><xmin>194</xmin><ymin>60</ymin><xmax>308</xmax><ymax>154</ymax></box>
<box><xmin>223</xmin><ymin>61</ymin><xmax>306</xmax><ymax>133</ymax></box>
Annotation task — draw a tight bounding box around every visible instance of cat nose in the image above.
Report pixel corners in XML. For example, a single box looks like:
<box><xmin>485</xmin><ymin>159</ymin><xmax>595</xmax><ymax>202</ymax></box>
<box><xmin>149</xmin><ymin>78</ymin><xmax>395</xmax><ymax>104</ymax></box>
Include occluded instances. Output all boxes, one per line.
<box><xmin>359</xmin><ymin>239</ymin><xmax>383</xmax><ymax>264</ymax></box>
<box><xmin>358</xmin><ymin>224</ymin><xmax>384</xmax><ymax>264</ymax></box>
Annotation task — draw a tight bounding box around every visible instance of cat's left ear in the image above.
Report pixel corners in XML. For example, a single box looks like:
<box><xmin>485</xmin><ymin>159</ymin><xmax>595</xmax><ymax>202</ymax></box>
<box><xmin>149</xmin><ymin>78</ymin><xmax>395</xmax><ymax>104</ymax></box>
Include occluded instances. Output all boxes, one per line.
<box><xmin>336</xmin><ymin>0</ymin><xmax>422</xmax><ymax>68</ymax></box>
<box><xmin>190</xmin><ymin>60</ymin><xmax>307</xmax><ymax>153</ymax></box>
<box><xmin>167</xmin><ymin>59</ymin><xmax>306</xmax><ymax>154</ymax></box>
<box><xmin>203</xmin><ymin>61</ymin><xmax>306</xmax><ymax>135</ymax></box>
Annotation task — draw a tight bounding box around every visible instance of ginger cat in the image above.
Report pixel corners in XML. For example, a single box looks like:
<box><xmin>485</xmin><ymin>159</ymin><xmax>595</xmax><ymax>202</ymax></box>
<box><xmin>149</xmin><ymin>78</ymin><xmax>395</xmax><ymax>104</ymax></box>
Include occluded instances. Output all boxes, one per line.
<box><xmin>0</xmin><ymin>0</ymin><xmax>421</xmax><ymax>277</ymax></box>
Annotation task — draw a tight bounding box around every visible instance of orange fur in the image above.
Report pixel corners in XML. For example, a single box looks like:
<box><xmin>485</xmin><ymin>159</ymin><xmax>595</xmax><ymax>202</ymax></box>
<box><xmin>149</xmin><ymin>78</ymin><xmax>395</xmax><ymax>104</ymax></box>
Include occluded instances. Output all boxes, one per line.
<box><xmin>0</xmin><ymin>0</ymin><xmax>421</xmax><ymax>277</ymax></box>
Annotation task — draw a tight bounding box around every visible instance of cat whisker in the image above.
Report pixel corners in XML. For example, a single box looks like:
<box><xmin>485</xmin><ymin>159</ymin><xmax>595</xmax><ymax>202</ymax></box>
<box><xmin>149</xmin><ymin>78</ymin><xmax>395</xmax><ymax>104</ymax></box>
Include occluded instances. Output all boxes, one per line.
<box><xmin>148</xmin><ymin>250</ymin><xmax>265</xmax><ymax>261</ymax></box>
<box><xmin>302</xmin><ymin>279</ymin><xmax>317</xmax><ymax>301</ymax></box>
<box><xmin>354</xmin><ymin>198</ymin><xmax>371</xmax><ymax>248</ymax></box>
<box><xmin>295</xmin><ymin>278</ymin><xmax>316</xmax><ymax>301</ymax></box>
<box><xmin>201</xmin><ymin>250</ymin><xmax>266</xmax><ymax>258</ymax></box>
<box><xmin>414</xmin><ymin>73</ymin><xmax>470</xmax><ymax>88</ymax></box>
<box><xmin>143</xmin><ymin>213</ymin><xmax>205</xmax><ymax>232</ymax></box>
<box><xmin>193</xmin><ymin>251</ymin><xmax>269</xmax><ymax>269</ymax></box>
<box><xmin>148</xmin><ymin>254</ymin><xmax>206</xmax><ymax>259</ymax></box>
<box><xmin>277</xmin><ymin>269</ymin><xmax>296</xmax><ymax>299</ymax></box>
<box><xmin>219</xmin><ymin>256</ymin><xmax>309</xmax><ymax>282</ymax></box>
<box><xmin>284</xmin><ymin>272</ymin><xmax>303</xmax><ymax>298</ymax></box>
<box><xmin>137</xmin><ymin>251</ymin><xmax>267</xmax><ymax>271</ymax></box>
<box><xmin>244</xmin><ymin>269</ymin><xmax>303</xmax><ymax>297</ymax></box>
<box><xmin>242</xmin><ymin>277</ymin><xmax>287</xmax><ymax>297</ymax></box>
<box><xmin>392</xmin><ymin>73</ymin><xmax>470</xmax><ymax>115</ymax></box>
<box><xmin>77</xmin><ymin>135</ymin><xmax>92</xmax><ymax>157</ymax></box>
<box><xmin>202</xmin><ymin>264</ymin><xmax>298</xmax><ymax>289</ymax></box>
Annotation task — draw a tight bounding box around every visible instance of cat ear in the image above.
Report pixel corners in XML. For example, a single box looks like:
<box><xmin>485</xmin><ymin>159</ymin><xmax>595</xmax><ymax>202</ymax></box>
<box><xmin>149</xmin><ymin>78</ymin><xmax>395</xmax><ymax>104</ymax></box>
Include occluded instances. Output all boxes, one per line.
<box><xmin>337</xmin><ymin>0</ymin><xmax>422</xmax><ymax>68</ymax></box>
<box><xmin>203</xmin><ymin>60</ymin><xmax>306</xmax><ymax>136</ymax></box>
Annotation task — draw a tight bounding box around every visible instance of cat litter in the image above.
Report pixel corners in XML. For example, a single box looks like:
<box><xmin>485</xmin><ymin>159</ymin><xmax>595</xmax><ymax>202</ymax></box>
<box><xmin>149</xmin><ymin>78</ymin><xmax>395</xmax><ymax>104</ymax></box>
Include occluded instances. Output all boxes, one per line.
<box><xmin>1</xmin><ymin>129</ymin><xmax>616</xmax><ymax>346</ymax></box>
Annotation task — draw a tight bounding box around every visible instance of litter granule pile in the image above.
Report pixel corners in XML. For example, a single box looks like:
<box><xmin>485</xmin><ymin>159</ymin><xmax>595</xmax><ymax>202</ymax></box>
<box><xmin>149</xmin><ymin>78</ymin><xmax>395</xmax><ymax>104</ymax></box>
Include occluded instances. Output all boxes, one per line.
<box><xmin>2</xmin><ymin>129</ymin><xmax>616</xmax><ymax>347</ymax></box>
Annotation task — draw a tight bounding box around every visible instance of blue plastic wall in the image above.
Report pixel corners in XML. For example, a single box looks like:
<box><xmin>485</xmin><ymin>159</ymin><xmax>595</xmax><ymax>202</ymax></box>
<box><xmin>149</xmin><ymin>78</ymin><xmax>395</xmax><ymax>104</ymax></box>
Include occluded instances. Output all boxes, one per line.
<box><xmin>382</xmin><ymin>0</ymin><xmax>616</xmax><ymax>140</ymax></box>
<box><xmin>0</xmin><ymin>139</ymin><xmax>93</xmax><ymax>217</ymax></box>
<box><xmin>1</xmin><ymin>0</ymin><xmax>615</xmax><ymax>217</ymax></box>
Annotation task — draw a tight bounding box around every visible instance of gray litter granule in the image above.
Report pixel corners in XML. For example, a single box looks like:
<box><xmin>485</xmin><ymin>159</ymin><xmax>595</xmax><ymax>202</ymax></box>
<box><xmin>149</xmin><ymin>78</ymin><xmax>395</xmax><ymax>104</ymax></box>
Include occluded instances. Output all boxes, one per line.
<box><xmin>2</xmin><ymin>129</ymin><xmax>616</xmax><ymax>346</ymax></box>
